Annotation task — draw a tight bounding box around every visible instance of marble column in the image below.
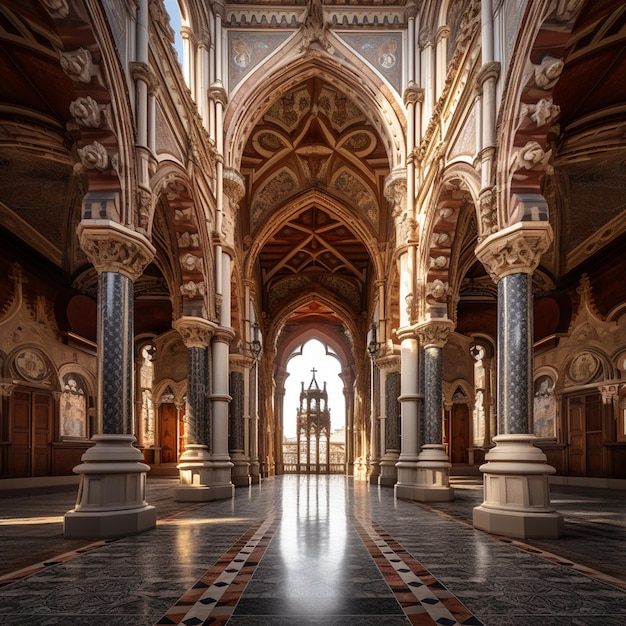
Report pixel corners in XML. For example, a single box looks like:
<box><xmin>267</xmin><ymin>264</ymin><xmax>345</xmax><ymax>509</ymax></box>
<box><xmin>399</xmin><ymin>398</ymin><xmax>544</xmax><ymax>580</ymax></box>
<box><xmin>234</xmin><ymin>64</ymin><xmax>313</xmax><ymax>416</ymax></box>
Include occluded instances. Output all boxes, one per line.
<box><xmin>378</xmin><ymin>359</ymin><xmax>401</xmax><ymax>487</ymax></box>
<box><xmin>249</xmin><ymin>360</ymin><xmax>261</xmax><ymax>483</ymax></box>
<box><xmin>473</xmin><ymin>223</ymin><xmax>563</xmax><ymax>539</ymax></box>
<box><xmin>229</xmin><ymin>361</ymin><xmax>251</xmax><ymax>487</ymax></box>
<box><xmin>64</xmin><ymin>222</ymin><xmax>157</xmax><ymax>539</ymax></box>
<box><xmin>368</xmin><ymin>355</ymin><xmax>381</xmax><ymax>485</ymax></box>
<box><xmin>413</xmin><ymin>320</ymin><xmax>455</xmax><ymax>501</ymax></box>
<box><xmin>208</xmin><ymin>327</ymin><xmax>235</xmax><ymax>499</ymax></box>
<box><xmin>394</xmin><ymin>328</ymin><xmax>422</xmax><ymax>500</ymax></box>
<box><xmin>173</xmin><ymin>316</ymin><xmax>215</xmax><ymax>501</ymax></box>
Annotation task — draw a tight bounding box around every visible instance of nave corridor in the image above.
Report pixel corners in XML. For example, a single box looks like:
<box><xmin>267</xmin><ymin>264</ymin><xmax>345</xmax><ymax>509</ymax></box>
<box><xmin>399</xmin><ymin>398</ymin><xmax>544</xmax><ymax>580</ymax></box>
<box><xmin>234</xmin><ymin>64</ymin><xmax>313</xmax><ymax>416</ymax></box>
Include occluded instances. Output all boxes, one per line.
<box><xmin>0</xmin><ymin>475</ymin><xmax>625</xmax><ymax>625</ymax></box>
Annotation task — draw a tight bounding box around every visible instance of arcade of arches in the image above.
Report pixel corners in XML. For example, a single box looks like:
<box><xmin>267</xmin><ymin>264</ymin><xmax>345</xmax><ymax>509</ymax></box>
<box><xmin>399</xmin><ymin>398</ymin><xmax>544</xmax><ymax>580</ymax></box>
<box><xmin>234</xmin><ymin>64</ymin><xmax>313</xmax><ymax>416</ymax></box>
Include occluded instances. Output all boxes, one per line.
<box><xmin>1</xmin><ymin>0</ymin><xmax>626</xmax><ymax>540</ymax></box>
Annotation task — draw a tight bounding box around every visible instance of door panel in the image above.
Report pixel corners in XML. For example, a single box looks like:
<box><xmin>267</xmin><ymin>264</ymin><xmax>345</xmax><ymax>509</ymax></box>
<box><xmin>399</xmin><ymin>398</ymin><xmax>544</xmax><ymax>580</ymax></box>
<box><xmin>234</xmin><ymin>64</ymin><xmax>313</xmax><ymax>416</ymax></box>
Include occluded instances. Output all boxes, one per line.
<box><xmin>451</xmin><ymin>404</ymin><xmax>469</xmax><ymax>464</ymax></box>
<box><xmin>567</xmin><ymin>393</ymin><xmax>604</xmax><ymax>477</ymax></box>
<box><xmin>159</xmin><ymin>403</ymin><xmax>178</xmax><ymax>464</ymax></box>
<box><xmin>9</xmin><ymin>389</ymin><xmax>53</xmax><ymax>477</ymax></box>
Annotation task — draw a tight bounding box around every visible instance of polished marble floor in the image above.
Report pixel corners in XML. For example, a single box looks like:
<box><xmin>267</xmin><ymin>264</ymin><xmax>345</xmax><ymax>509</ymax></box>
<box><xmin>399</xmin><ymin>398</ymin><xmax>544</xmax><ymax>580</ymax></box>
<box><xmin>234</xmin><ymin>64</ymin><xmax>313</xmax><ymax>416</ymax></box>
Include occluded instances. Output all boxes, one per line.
<box><xmin>0</xmin><ymin>474</ymin><xmax>625</xmax><ymax>625</ymax></box>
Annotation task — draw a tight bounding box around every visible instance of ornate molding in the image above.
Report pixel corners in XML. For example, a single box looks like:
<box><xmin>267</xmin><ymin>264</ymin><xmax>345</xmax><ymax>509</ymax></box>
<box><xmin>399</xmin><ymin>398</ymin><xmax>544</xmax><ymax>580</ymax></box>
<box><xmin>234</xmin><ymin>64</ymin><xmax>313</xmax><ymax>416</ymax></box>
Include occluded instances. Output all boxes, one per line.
<box><xmin>299</xmin><ymin>0</ymin><xmax>330</xmax><ymax>52</ymax></box>
<box><xmin>213</xmin><ymin>326</ymin><xmax>236</xmax><ymax>345</ymax></box>
<box><xmin>69</xmin><ymin>96</ymin><xmax>103</xmax><ymax>128</ymax></box>
<box><xmin>59</xmin><ymin>48</ymin><xmax>92</xmax><ymax>83</ymax></box>
<box><xmin>384</xmin><ymin>169</ymin><xmax>407</xmax><ymax>216</ymax></box>
<box><xmin>208</xmin><ymin>79</ymin><xmax>228</xmax><ymax>107</ymax></box>
<box><xmin>77</xmin><ymin>221</ymin><xmax>156</xmax><ymax>281</ymax></box>
<box><xmin>599</xmin><ymin>384</ymin><xmax>619</xmax><ymax>405</ymax></box>
<box><xmin>77</xmin><ymin>141</ymin><xmax>109</xmax><ymax>171</ymax></box>
<box><xmin>0</xmin><ymin>380</ymin><xmax>16</xmax><ymax>397</ymax></box>
<box><xmin>478</xmin><ymin>186</ymin><xmax>498</xmax><ymax>242</ymax></box>
<box><xmin>173</xmin><ymin>316</ymin><xmax>216</xmax><ymax>349</ymax></box>
<box><xmin>476</xmin><ymin>61</ymin><xmax>501</xmax><ymax>88</ymax></box>
<box><xmin>41</xmin><ymin>0</ymin><xmax>70</xmax><ymax>20</ymax></box>
<box><xmin>403</xmin><ymin>83</ymin><xmax>424</xmax><ymax>107</ymax></box>
<box><xmin>416</xmin><ymin>319</ymin><xmax>455</xmax><ymax>349</ymax></box>
<box><xmin>475</xmin><ymin>222</ymin><xmax>553</xmax><ymax>282</ymax></box>
<box><xmin>129</xmin><ymin>61</ymin><xmax>159</xmax><ymax>93</ymax></box>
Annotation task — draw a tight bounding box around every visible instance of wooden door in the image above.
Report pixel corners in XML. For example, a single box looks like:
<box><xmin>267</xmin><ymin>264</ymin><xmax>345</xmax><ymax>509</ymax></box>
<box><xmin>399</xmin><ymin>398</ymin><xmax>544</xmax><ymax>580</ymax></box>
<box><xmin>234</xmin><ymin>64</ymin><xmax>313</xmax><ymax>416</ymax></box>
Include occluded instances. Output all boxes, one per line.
<box><xmin>10</xmin><ymin>389</ymin><xmax>52</xmax><ymax>477</ymax></box>
<box><xmin>450</xmin><ymin>403</ymin><xmax>469</xmax><ymax>464</ymax></box>
<box><xmin>159</xmin><ymin>402</ymin><xmax>178</xmax><ymax>464</ymax></box>
<box><xmin>567</xmin><ymin>393</ymin><xmax>604</xmax><ymax>477</ymax></box>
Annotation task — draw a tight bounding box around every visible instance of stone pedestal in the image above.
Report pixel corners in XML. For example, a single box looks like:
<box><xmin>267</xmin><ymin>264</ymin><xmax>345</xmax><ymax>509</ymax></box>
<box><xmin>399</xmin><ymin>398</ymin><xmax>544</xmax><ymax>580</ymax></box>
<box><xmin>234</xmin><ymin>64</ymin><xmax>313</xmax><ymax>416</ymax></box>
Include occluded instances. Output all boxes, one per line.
<box><xmin>231</xmin><ymin>451</ymin><xmax>251</xmax><ymax>487</ymax></box>
<box><xmin>394</xmin><ymin>456</ymin><xmax>420</xmax><ymax>499</ymax></box>
<box><xmin>206</xmin><ymin>458</ymin><xmax>236</xmax><ymax>500</ymax></box>
<box><xmin>378</xmin><ymin>450</ymin><xmax>399</xmax><ymax>487</ymax></box>
<box><xmin>64</xmin><ymin>434</ymin><xmax>156</xmax><ymax>539</ymax></box>
<box><xmin>473</xmin><ymin>434</ymin><xmax>563</xmax><ymax>539</ymax></box>
<box><xmin>175</xmin><ymin>444</ymin><xmax>213</xmax><ymax>501</ymax></box>
<box><xmin>412</xmin><ymin>444</ymin><xmax>454</xmax><ymax>501</ymax></box>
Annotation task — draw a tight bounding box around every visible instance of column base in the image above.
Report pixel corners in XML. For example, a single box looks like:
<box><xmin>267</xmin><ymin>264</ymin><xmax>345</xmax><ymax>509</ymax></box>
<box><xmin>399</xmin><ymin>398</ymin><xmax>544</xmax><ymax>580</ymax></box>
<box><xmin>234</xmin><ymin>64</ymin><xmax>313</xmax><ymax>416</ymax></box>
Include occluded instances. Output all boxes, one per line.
<box><xmin>175</xmin><ymin>444</ymin><xmax>212</xmax><ymax>502</ymax></box>
<box><xmin>394</xmin><ymin>455</ymin><xmax>419</xmax><ymax>499</ymax></box>
<box><xmin>231</xmin><ymin>451</ymin><xmax>251</xmax><ymax>487</ymax></box>
<box><xmin>369</xmin><ymin>460</ymin><xmax>381</xmax><ymax>485</ymax></box>
<box><xmin>413</xmin><ymin>444</ymin><xmax>454</xmax><ymax>502</ymax></box>
<box><xmin>206</xmin><ymin>457</ymin><xmax>235</xmax><ymax>500</ymax></box>
<box><xmin>472</xmin><ymin>434</ymin><xmax>563</xmax><ymax>539</ymax></box>
<box><xmin>63</xmin><ymin>434</ymin><xmax>156</xmax><ymax>539</ymax></box>
<box><xmin>379</xmin><ymin>450</ymin><xmax>399</xmax><ymax>487</ymax></box>
<box><xmin>249</xmin><ymin>460</ymin><xmax>261</xmax><ymax>484</ymax></box>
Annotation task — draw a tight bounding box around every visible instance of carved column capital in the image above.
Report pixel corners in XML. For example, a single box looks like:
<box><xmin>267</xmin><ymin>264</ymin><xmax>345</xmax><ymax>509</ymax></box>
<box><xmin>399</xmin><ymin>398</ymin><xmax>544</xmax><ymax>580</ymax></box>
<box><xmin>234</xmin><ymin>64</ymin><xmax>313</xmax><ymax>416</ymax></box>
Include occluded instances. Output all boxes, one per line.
<box><xmin>213</xmin><ymin>326</ymin><xmax>236</xmax><ymax>344</ymax></box>
<box><xmin>415</xmin><ymin>319</ymin><xmax>455</xmax><ymax>349</ymax></box>
<box><xmin>599</xmin><ymin>384</ymin><xmax>619</xmax><ymax>405</ymax></box>
<box><xmin>173</xmin><ymin>316</ymin><xmax>217</xmax><ymax>349</ymax></box>
<box><xmin>129</xmin><ymin>61</ymin><xmax>159</xmax><ymax>94</ymax></box>
<box><xmin>476</xmin><ymin>61</ymin><xmax>501</xmax><ymax>88</ymax></box>
<box><xmin>0</xmin><ymin>380</ymin><xmax>16</xmax><ymax>397</ymax></box>
<box><xmin>209</xmin><ymin>80</ymin><xmax>228</xmax><ymax>107</ymax></box>
<box><xmin>475</xmin><ymin>222</ymin><xmax>553</xmax><ymax>283</ymax></box>
<box><xmin>403</xmin><ymin>83</ymin><xmax>424</xmax><ymax>107</ymax></box>
<box><xmin>77</xmin><ymin>221</ymin><xmax>156</xmax><ymax>281</ymax></box>
<box><xmin>384</xmin><ymin>168</ymin><xmax>407</xmax><ymax>214</ymax></box>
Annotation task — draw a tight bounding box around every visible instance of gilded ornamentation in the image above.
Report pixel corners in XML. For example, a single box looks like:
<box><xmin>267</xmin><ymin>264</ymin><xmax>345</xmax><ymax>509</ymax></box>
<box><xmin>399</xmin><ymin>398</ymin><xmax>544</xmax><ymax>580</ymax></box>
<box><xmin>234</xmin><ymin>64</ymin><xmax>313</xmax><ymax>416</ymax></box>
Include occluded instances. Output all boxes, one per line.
<box><xmin>59</xmin><ymin>48</ymin><xmax>92</xmax><ymax>83</ymax></box>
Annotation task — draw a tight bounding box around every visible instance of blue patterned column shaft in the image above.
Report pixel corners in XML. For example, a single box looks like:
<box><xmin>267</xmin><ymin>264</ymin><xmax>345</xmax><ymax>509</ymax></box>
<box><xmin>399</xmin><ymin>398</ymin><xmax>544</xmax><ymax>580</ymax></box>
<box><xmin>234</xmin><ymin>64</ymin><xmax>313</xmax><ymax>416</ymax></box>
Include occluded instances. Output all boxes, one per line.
<box><xmin>185</xmin><ymin>346</ymin><xmax>207</xmax><ymax>445</ymax></box>
<box><xmin>498</xmin><ymin>272</ymin><xmax>533</xmax><ymax>434</ymax></box>
<box><xmin>385</xmin><ymin>371</ymin><xmax>400</xmax><ymax>450</ymax></box>
<box><xmin>99</xmin><ymin>271</ymin><xmax>133</xmax><ymax>434</ymax></box>
<box><xmin>423</xmin><ymin>345</ymin><xmax>443</xmax><ymax>444</ymax></box>
<box><xmin>229</xmin><ymin>371</ymin><xmax>245</xmax><ymax>451</ymax></box>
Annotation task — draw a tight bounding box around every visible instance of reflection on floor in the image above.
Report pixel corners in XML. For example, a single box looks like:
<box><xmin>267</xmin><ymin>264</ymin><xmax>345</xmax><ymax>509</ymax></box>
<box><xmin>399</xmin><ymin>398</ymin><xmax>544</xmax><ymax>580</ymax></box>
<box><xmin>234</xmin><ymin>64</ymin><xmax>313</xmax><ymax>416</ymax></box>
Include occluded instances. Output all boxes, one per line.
<box><xmin>0</xmin><ymin>475</ymin><xmax>625</xmax><ymax>625</ymax></box>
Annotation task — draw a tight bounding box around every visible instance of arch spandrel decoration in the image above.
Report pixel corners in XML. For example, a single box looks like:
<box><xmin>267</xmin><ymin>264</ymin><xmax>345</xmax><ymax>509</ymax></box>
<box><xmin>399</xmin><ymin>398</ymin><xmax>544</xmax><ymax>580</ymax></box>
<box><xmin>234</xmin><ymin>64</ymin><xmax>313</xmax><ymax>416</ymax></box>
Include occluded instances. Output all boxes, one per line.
<box><xmin>496</xmin><ymin>0</ymin><xmax>585</xmax><ymax>230</ymax></box>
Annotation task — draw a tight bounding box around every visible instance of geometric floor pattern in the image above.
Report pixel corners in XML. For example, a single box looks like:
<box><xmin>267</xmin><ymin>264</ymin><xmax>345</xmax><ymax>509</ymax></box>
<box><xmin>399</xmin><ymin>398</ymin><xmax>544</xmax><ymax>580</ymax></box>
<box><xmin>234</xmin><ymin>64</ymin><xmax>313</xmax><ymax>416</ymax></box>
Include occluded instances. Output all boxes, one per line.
<box><xmin>0</xmin><ymin>475</ymin><xmax>625</xmax><ymax>625</ymax></box>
